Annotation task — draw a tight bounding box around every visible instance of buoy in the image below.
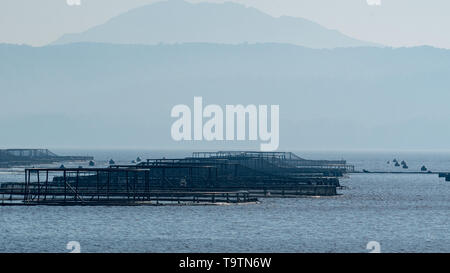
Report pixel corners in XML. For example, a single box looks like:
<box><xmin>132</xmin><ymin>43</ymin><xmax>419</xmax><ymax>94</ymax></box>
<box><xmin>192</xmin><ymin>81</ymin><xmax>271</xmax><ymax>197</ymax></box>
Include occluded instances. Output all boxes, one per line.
<box><xmin>395</xmin><ymin>162</ymin><xmax>400</xmax><ymax>167</ymax></box>
<box><xmin>421</xmin><ymin>165</ymin><xmax>427</xmax><ymax>172</ymax></box>
<box><xmin>109</xmin><ymin>159</ymin><xmax>115</xmax><ymax>165</ymax></box>
<box><xmin>136</xmin><ymin>157</ymin><xmax>142</xmax><ymax>162</ymax></box>
<box><xmin>59</xmin><ymin>164</ymin><xmax>65</xmax><ymax>169</ymax></box>
<box><xmin>402</xmin><ymin>164</ymin><xmax>408</xmax><ymax>169</ymax></box>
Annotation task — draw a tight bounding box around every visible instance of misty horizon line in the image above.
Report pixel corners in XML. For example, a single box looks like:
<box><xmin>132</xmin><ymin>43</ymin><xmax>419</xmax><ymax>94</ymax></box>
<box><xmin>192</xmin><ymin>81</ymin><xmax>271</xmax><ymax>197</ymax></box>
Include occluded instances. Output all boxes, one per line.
<box><xmin>6</xmin><ymin>146</ymin><xmax>450</xmax><ymax>154</ymax></box>
<box><xmin>1</xmin><ymin>41</ymin><xmax>449</xmax><ymax>51</ymax></box>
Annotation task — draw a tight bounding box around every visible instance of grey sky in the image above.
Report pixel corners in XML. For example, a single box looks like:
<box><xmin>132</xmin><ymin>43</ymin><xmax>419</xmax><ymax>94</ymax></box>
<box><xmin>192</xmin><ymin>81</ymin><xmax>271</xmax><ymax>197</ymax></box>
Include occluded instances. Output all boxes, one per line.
<box><xmin>1</xmin><ymin>0</ymin><xmax>449</xmax><ymax>48</ymax></box>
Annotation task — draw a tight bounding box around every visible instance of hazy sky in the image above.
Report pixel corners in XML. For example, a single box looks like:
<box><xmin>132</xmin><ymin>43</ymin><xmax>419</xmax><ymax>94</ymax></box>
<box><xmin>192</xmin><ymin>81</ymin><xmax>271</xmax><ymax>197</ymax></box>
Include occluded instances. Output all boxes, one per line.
<box><xmin>1</xmin><ymin>0</ymin><xmax>450</xmax><ymax>48</ymax></box>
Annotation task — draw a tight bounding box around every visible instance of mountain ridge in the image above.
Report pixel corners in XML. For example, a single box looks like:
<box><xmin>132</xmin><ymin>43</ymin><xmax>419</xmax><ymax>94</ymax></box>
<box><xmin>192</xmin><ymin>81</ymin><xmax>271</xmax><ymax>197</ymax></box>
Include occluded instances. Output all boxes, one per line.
<box><xmin>52</xmin><ymin>0</ymin><xmax>379</xmax><ymax>48</ymax></box>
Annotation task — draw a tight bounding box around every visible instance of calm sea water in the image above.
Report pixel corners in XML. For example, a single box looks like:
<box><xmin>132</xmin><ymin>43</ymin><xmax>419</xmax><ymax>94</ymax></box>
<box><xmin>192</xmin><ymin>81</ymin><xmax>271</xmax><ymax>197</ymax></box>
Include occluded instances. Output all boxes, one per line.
<box><xmin>0</xmin><ymin>150</ymin><xmax>449</xmax><ymax>253</ymax></box>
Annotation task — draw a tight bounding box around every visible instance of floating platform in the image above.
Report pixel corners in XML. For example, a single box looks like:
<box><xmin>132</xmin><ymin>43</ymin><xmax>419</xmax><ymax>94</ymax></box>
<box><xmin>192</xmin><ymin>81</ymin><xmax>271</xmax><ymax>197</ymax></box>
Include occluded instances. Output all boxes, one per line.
<box><xmin>0</xmin><ymin>168</ymin><xmax>257</xmax><ymax>206</ymax></box>
<box><xmin>438</xmin><ymin>172</ymin><xmax>450</xmax><ymax>182</ymax></box>
<box><xmin>0</xmin><ymin>149</ymin><xmax>93</xmax><ymax>168</ymax></box>
<box><xmin>0</xmin><ymin>151</ymin><xmax>350</xmax><ymax>206</ymax></box>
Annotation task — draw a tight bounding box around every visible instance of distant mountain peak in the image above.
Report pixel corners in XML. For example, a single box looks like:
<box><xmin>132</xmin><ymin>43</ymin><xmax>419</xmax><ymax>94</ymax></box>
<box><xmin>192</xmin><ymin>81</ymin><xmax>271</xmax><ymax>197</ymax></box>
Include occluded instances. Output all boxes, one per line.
<box><xmin>52</xmin><ymin>0</ymin><xmax>379</xmax><ymax>48</ymax></box>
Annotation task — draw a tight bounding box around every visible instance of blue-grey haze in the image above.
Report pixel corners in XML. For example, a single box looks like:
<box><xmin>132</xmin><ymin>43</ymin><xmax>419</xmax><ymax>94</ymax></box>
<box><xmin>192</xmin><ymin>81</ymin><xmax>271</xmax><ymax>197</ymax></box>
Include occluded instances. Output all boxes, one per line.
<box><xmin>1</xmin><ymin>43</ymin><xmax>450</xmax><ymax>150</ymax></box>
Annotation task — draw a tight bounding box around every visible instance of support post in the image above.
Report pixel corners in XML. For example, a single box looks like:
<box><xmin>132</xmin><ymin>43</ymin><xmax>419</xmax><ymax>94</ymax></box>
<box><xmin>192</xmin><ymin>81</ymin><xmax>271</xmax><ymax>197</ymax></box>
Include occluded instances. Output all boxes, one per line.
<box><xmin>75</xmin><ymin>170</ymin><xmax>79</xmax><ymax>201</ymax></box>
<box><xmin>37</xmin><ymin>170</ymin><xmax>40</xmax><ymax>202</ymax></box>
<box><xmin>107</xmin><ymin>171</ymin><xmax>110</xmax><ymax>201</ymax></box>
<box><xmin>63</xmin><ymin>170</ymin><xmax>67</xmax><ymax>203</ymax></box>
<box><xmin>96</xmin><ymin>171</ymin><xmax>100</xmax><ymax>201</ymax></box>
<box><xmin>44</xmin><ymin>170</ymin><xmax>48</xmax><ymax>201</ymax></box>
<box><xmin>126</xmin><ymin>171</ymin><xmax>130</xmax><ymax>201</ymax></box>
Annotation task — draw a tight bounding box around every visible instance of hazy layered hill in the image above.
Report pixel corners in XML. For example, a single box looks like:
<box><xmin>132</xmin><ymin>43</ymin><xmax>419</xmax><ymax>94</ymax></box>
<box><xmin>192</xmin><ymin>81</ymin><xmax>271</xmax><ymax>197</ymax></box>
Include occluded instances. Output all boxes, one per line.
<box><xmin>52</xmin><ymin>0</ymin><xmax>377</xmax><ymax>49</ymax></box>
<box><xmin>1</xmin><ymin>43</ymin><xmax>450</xmax><ymax>150</ymax></box>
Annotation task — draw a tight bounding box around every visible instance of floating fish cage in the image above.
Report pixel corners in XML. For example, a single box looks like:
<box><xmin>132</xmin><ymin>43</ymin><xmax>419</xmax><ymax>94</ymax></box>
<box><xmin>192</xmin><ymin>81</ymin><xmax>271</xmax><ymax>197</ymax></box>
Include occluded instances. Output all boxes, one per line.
<box><xmin>0</xmin><ymin>151</ymin><xmax>350</xmax><ymax>206</ymax></box>
<box><xmin>191</xmin><ymin>151</ymin><xmax>354</xmax><ymax>175</ymax></box>
<box><xmin>0</xmin><ymin>148</ymin><xmax>93</xmax><ymax>168</ymax></box>
<box><xmin>438</xmin><ymin>172</ymin><xmax>450</xmax><ymax>182</ymax></box>
<box><xmin>0</xmin><ymin>168</ymin><xmax>256</xmax><ymax>206</ymax></box>
<box><xmin>110</xmin><ymin>151</ymin><xmax>347</xmax><ymax>195</ymax></box>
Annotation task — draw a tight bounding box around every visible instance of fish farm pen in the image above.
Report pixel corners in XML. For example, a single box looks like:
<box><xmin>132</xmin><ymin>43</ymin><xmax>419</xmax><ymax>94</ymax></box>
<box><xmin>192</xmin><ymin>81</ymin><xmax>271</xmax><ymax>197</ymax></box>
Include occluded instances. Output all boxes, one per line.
<box><xmin>438</xmin><ymin>172</ymin><xmax>450</xmax><ymax>182</ymax></box>
<box><xmin>0</xmin><ymin>168</ymin><xmax>255</xmax><ymax>206</ymax></box>
<box><xmin>0</xmin><ymin>149</ymin><xmax>93</xmax><ymax>168</ymax></box>
<box><xmin>0</xmin><ymin>151</ymin><xmax>353</xmax><ymax>206</ymax></box>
